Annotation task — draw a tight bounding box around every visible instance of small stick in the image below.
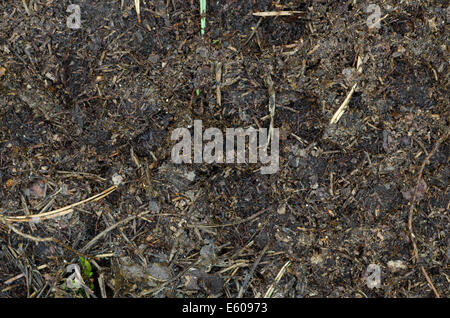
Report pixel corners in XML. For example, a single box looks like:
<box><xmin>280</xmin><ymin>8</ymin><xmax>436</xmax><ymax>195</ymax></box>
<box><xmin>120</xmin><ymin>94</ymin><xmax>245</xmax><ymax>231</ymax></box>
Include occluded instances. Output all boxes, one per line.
<box><xmin>244</xmin><ymin>17</ymin><xmax>263</xmax><ymax>46</ymax></box>
<box><xmin>22</xmin><ymin>0</ymin><xmax>30</xmax><ymax>15</ymax></box>
<box><xmin>4</xmin><ymin>265</ymin><xmax>48</xmax><ymax>285</ymax></box>
<box><xmin>81</xmin><ymin>211</ymin><xmax>149</xmax><ymax>253</ymax></box>
<box><xmin>97</xmin><ymin>273</ymin><xmax>107</xmax><ymax>298</ymax></box>
<box><xmin>264</xmin><ymin>260</ymin><xmax>291</xmax><ymax>298</ymax></box>
<box><xmin>408</xmin><ymin>131</ymin><xmax>448</xmax><ymax>298</ymax></box>
<box><xmin>291</xmin><ymin>133</ymin><xmax>307</xmax><ymax>145</ymax></box>
<box><xmin>265</xmin><ymin>72</ymin><xmax>276</xmax><ymax>146</ymax></box>
<box><xmin>253</xmin><ymin>11</ymin><xmax>304</xmax><ymax>17</ymax></box>
<box><xmin>278</xmin><ymin>105</ymin><xmax>299</xmax><ymax>113</ymax></box>
<box><xmin>330</xmin><ymin>83</ymin><xmax>357</xmax><ymax>124</ymax></box>
<box><xmin>237</xmin><ymin>242</ymin><xmax>270</xmax><ymax>297</ymax></box>
<box><xmin>21</xmin><ymin>194</ymin><xmax>36</xmax><ymax>232</ymax></box>
<box><xmin>0</xmin><ymin>186</ymin><xmax>117</xmax><ymax>223</ymax></box>
<box><xmin>135</xmin><ymin>0</ymin><xmax>141</xmax><ymax>23</ymax></box>
<box><xmin>4</xmin><ymin>222</ymin><xmax>98</xmax><ymax>260</ymax></box>
<box><xmin>215</xmin><ymin>62</ymin><xmax>222</xmax><ymax>106</ymax></box>
<box><xmin>186</xmin><ymin>208</ymin><xmax>269</xmax><ymax>228</ymax></box>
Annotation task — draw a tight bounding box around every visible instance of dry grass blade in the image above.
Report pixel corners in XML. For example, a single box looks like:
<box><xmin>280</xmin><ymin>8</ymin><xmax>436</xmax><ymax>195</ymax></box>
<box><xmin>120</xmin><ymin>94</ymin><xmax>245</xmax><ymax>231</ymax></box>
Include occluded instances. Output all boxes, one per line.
<box><xmin>330</xmin><ymin>83</ymin><xmax>357</xmax><ymax>125</ymax></box>
<box><xmin>135</xmin><ymin>0</ymin><xmax>141</xmax><ymax>23</ymax></box>
<box><xmin>264</xmin><ymin>260</ymin><xmax>291</xmax><ymax>298</ymax></box>
<box><xmin>4</xmin><ymin>221</ymin><xmax>99</xmax><ymax>260</ymax></box>
<box><xmin>80</xmin><ymin>210</ymin><xmax>149</xmax><ymax>253</ymax></box>
<box><xmin>265</xmin><ymin>72</ymin><xmax>276</xmax><ymax>146</ymax></box>
<box><xmin>4</xmin><ymin>264</ymin><xmax>48</xmax><ymax>285</ymax></box>
<box><xmin>22</xmin><ymin>0</ymin><xmax>30</xmax><ymax>15</ymax></box>
<box><xmin>0</xmin><ymin>186</ymin><xmax>117</xmax><ymax>223</ymax></box>
<box><xmin>186</xmin><ymin>208</ymin><xmax>269</xmax><ymax>228</ymax></box>
<box><xmin>253</xmin><ymin>11</ymin><xmax>305</xmax><ymax>17</ymax></box>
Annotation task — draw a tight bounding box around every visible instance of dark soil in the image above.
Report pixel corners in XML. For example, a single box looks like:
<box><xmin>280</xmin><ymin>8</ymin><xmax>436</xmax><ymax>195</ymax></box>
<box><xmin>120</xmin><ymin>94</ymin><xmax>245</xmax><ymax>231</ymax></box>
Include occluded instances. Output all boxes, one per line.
<box><xmin>0</xmin><ymin>0</ymin><xmax>448</xmax><ymax>298</ymax></box>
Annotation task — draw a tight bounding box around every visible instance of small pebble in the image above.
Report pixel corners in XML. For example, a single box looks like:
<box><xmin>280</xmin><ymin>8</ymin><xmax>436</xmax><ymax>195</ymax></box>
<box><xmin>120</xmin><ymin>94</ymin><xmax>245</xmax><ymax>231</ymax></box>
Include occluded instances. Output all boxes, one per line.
<box><xmin>112</xmin><ymin>173</ymin><xmax>124</xmax><ymax>186</ymax></box>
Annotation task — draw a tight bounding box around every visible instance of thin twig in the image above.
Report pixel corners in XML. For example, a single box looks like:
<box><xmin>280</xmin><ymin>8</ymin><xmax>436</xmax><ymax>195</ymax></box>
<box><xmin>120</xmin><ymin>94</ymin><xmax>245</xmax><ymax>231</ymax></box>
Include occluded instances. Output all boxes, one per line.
<box><xmin>215</xmin><ymin>62</ymin><xmax>222</xmax><ymax>106</ymax></box>
<box><xmin>330</xmin><ymin>83</ymin><xmax>357</xmax><ymax>124</ymax></box>
<box><xmin>186</xmin><ymin>208</ymin><xmax>269</xmax><ymax>228</ymax></box>
<box><xmin>22</xmin><ymin>0</ymin><xmax>30</xmax><ymax>15</ymax></box>
<box><xmin>80</xmin><ymin>211</ymin><xmax>149</xmax><ymax>253</ymax></box>
<box><xmin>253</xmin><ymin>11</ymin><xmax>305</xmax><ymax>17</ymax></box>
<box><xmin>264</xmin><ymin>260</ymin><xmax>291</xmax><ymax>298</ymax></box>
<box><xmin>4</xmin><ymin>222</ymin><xmax>98</xmax><ymax>260</ymax></box>
<box><xmin>265</xmin><ymin>72</ymin><xmax>276</xmax><ymax>146</ymax></box>
<box><xmin>244</xmin><ymin>17</ymin><xmax>263</xmax><ymax>46</ymax></box>
<box><xmin>237</xmin><ymin>242</ymin><xmax>270</xmax><ymax>298</ymax></box>
<box><xmin>408</xmin><ymin>131</ymin><xmax>448</xmax><ymax>298</ymax></box>
<box><xmin>278</xmin><ymin>105</ymin><xmax>299</xmax><ymax>113</ymax></box>
<box><xmin>4</xmin><ymin>265</ymin><xmax>48</xmax><ymax>285</ymax></box>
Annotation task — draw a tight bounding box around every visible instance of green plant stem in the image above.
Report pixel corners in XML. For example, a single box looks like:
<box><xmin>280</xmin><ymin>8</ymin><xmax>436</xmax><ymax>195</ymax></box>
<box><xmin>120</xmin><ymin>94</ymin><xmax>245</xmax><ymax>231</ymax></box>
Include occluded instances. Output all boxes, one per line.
<box><xmin>200</xmin><ymin>0</ymin><xmax>206</xmax><ymax>35</ymax></box>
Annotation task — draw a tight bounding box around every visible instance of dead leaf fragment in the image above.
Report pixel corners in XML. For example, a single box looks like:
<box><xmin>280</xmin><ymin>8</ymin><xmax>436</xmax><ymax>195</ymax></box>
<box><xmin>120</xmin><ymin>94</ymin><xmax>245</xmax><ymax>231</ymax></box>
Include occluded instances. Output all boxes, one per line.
<box><xmin>5</xmin><ymin>179</ymin><xmax>14</xmax><ymax>188</ymax></box>
<box><xmin>184</xmin><ymin>270</ymin><xmax>223</xmax><ymax>295</ymax></box>
<box><xmin>402</xmin><ymin>178</ymin><xmax>427</xmax><ymax>201</ymax></box>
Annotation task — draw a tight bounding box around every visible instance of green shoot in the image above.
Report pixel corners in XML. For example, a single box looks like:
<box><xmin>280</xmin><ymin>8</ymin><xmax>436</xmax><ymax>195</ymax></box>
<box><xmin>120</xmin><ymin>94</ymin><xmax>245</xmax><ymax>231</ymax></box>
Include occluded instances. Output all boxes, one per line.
<box><xmin>79</xmin><ymin>256</ymin><xmax>94</xmax><ymax>290</ymax></box>
<box><xmin>200</xmin><ymin>0</ymin><xmax>206</xmax><ymax>35</ymax></box>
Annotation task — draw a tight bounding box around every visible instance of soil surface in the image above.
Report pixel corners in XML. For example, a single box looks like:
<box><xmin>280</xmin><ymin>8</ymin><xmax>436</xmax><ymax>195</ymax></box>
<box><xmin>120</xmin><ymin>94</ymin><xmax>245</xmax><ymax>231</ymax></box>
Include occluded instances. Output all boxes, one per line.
<box><xmin>0</xmin><ymin>0</ymin><xmax>448</xmax><ymax>298</ymax></box>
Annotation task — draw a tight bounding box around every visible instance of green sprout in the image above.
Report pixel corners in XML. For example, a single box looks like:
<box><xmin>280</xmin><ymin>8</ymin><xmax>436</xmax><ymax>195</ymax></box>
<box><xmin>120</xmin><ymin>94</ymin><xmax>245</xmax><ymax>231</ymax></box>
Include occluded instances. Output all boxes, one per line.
<box><xmin>79</xmin><ymin>256</ymin><xmax>94</xmax><ymax>290</ymax></box>
<box><xmin>200</xmin><ymin>0</ymin><xmax>206</xmax><ymax>35</ymax></box>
